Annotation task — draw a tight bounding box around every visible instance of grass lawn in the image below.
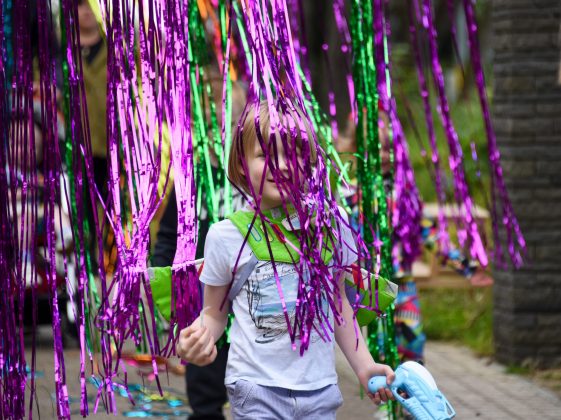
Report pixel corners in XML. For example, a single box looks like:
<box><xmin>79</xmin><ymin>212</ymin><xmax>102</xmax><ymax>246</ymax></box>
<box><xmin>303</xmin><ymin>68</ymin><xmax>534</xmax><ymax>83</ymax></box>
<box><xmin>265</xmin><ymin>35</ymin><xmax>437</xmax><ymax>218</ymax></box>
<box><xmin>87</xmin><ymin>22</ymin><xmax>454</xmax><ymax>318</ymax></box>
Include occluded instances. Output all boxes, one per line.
<box><xmin>419</xmin><ymin>287</ymin><xmax>494</xmax><ymax>357</ymax></box>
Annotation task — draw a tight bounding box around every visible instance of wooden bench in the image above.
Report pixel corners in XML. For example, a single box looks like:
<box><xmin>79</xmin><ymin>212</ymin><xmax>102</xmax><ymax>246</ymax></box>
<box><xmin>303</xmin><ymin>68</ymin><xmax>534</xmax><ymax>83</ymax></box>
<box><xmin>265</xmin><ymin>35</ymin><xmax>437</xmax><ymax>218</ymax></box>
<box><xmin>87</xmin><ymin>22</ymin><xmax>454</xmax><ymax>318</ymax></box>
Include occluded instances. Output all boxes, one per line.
<box><xmin>412</xmin><ymin>203</ymin><xmax>493</xmax><ymax>289</ymax></box>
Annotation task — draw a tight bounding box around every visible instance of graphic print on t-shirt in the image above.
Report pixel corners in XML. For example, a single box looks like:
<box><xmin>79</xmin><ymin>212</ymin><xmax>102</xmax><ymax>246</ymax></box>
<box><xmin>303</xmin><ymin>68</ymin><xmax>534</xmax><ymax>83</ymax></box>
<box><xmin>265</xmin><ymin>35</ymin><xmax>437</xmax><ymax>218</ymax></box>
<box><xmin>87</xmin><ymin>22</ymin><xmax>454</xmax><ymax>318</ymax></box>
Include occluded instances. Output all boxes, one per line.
<box><xmin>246</xmin><ymin>260</ymin><xmax>327</xmax><ymax>344</ymax></box>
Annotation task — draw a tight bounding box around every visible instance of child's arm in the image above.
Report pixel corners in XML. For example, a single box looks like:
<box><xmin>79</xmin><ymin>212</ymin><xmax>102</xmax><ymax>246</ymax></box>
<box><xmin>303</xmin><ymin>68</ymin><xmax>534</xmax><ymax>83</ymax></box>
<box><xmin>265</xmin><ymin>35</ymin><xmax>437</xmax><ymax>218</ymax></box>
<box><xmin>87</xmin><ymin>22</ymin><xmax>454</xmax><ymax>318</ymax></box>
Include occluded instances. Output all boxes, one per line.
<box><xmin>334</xmin><ymin>279</ymin><xmax>395</xmax><ymax>405</ymax></box>
<box><xmin>176</xmin><ymin>284</ymin><xmax>230</xmax><ymax>366</ymax></box>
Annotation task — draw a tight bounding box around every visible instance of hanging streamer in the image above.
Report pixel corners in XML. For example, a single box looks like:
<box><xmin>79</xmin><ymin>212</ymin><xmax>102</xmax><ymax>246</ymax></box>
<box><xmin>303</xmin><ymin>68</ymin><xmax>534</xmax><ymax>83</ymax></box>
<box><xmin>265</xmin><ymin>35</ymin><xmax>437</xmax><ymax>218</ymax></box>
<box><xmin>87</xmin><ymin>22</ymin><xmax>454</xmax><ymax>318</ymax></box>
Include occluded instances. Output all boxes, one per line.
<box><xmin>462</xmin><ymin>0</ymin><xmax>525</xmax><ymax>268</ymax></box>
<box><xmin>408</xmin><ymin>0</ymin><xmax>451</xmax><ymax>259</ymax></box>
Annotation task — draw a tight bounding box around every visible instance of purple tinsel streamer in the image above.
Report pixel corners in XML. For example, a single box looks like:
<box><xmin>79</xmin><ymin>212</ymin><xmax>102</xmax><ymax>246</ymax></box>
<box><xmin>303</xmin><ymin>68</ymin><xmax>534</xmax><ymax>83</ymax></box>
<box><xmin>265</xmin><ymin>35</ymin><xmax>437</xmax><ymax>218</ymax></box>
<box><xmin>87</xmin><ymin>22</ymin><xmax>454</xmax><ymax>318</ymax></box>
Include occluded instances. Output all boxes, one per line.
<box><xmin>36</xmin><ymin>0</ymin><xmax>71</xmax><ymax>416</ymax></box>
<box><xmin>0</xmin><ymin>3</ymin><xmax>25</xmax><ymax>417</ymax></box>
<box><xmin>372</xmin><ymin>0</ymin><xmax>422</xmax><ymax>271</ymax></box>
<box><xmin>237</xmin><ymin>0</ymin><xmax>309</xmax><ymax>348</ymax></box>
<box><xmin>321</xmin><ymin>43</ymin><xmax>340</xmax><ymax>141</ymax></box>
<box><xmin>462</xmin><ymin>0</ymin><xmax>525</xmax><ymax>267</ymax></box>
<box><xmin>1</xmin><ymin>0</ymin><xmax>75</xmax><ymax>416</ymax></box>
<box><xmin>3</xmin><ymin>0</ymin><xmax>63</xmax><ymax>417</ymax></box>
<box><xmin>92</xmin><ymin>0</ymin><xmax>174</xmax><ymax>410</ymax></box>
<box><xmin>58</xmin><ymin>0</ymin><xmax>104</xmax><ymax>414</ymax></box>
<box><xmin>446</xmin><ymin>0</ymin><xmax>465</xmax><ymax>72</ymax></box>
<box><xmin>234</xmin><ymin>0</ymin><xmax>364</xmax><ymax>354</ymax></box>
<box><xmin>408</xmin><ymin>0</ymin><xmax>451</xmax><ymax>257</ymax></box>
<box><xmin>165</xmin><ymin>0</ymin><xmax>200</xmax><ymax>354</ymax></box>
<box><xmin>286</xmin><ymin>0</ymin><xmax>311</xmax><ymax>87</ymax></box>
<box><xmin>331</xmin><ymin>0</ymin><xmax>356</xmax><ymax>119</ymax></box>
<box><xmin>0</xmin><ymin>2</ymin><xmax>29</xmax><ymax>416</ymax></box>
<box><xmin>420</xmin><ymin>0</ymin><xmax>487</xmax><ymax>267</ymax></box>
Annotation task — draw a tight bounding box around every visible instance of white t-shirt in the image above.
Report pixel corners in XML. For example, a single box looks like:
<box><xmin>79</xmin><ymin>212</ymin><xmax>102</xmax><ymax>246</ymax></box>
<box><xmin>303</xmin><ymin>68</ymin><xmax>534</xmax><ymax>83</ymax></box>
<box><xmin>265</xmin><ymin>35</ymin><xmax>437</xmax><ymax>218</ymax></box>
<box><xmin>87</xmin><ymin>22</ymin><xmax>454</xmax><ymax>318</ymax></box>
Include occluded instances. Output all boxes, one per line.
<box><xmin>199</xmin><ymin>209</ymin><xmax>357</xmax><ymax>390</ymax></box>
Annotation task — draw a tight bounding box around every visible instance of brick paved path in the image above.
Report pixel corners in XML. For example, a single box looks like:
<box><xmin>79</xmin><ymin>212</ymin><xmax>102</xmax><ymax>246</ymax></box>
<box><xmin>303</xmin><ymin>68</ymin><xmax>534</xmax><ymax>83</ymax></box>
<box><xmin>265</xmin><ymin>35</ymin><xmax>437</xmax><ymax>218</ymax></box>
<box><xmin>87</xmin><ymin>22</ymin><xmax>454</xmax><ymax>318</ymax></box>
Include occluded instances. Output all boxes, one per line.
<box><xmin>424</xmin><ymin>342</ymin><xmax>561</xmax><ymax>420</ymax></box>
<box><xmin>26</xmin><ymin>335</ymin><xmax>561</xmax><ymax>418</ymax></box>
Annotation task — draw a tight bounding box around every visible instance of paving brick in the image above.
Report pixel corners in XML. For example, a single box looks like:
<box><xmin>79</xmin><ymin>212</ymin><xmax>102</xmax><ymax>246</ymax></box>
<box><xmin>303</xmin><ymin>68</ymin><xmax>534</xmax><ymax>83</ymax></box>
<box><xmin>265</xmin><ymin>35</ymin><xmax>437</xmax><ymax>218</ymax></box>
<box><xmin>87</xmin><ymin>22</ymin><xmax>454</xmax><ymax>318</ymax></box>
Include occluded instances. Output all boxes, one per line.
<box><xmin>424</xmin><ymin>342</ymin><xmax>561</xmax><ymax>419</ymax></box>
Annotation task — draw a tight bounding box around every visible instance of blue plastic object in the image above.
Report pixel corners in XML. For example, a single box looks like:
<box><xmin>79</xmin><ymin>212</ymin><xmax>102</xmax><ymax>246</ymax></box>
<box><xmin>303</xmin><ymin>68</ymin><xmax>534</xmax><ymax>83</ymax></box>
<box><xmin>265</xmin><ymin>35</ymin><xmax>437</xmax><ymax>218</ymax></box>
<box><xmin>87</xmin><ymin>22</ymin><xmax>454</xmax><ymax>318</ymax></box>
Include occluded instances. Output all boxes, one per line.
<box><xmin>368</xmin><ymin>361</ymin><xmax>456</xmax><ymax>420</ymax></box>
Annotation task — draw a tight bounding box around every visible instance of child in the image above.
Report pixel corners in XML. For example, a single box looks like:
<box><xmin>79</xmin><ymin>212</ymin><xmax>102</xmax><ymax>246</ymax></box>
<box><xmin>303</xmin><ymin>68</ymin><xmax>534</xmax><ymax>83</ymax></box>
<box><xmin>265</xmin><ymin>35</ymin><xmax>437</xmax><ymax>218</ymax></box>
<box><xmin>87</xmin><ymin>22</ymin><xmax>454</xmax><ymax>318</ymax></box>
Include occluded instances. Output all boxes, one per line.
<box><xmin>176</xmin><ymin>99</ymin><xmax>395</xmax><ymax>419</ymax></box>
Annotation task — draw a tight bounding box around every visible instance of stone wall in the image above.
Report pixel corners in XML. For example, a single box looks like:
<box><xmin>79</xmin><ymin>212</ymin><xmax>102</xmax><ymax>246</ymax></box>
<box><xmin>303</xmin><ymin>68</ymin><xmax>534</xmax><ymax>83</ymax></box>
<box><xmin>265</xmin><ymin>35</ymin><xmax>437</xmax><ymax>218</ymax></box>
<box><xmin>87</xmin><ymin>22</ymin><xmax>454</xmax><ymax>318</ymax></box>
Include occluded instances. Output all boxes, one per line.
<box><xmin>492</xmin><ymin>0</ymin><xmax>561</xmax><ymax>367</ymax></box>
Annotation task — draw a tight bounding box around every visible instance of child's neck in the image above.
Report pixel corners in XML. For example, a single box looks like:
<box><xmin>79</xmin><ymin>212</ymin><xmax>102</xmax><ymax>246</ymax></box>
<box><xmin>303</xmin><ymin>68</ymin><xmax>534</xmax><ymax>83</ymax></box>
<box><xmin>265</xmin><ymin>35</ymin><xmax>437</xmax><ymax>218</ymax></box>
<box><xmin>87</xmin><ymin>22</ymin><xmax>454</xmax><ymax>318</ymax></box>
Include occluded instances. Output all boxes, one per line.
<box><xmin>259</xmin><ymin>203</ymin><xmax>283</xmax><ymax>212</ymax></box>
<box><xmin>255</xmin><ymin>201</ymin><xmax>292</xmax><ymax>215</ymax></box>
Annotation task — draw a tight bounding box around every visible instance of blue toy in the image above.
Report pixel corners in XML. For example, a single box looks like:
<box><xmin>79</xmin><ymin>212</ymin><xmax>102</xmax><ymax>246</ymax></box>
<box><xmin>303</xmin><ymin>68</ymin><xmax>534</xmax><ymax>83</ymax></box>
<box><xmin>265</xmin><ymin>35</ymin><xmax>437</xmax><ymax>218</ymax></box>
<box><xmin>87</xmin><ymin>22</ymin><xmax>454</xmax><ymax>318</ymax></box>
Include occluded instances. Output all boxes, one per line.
<box><xmin>369</xmin><ymin>361</ymin><xmax>455</xmax><ymax>420</ymax></box>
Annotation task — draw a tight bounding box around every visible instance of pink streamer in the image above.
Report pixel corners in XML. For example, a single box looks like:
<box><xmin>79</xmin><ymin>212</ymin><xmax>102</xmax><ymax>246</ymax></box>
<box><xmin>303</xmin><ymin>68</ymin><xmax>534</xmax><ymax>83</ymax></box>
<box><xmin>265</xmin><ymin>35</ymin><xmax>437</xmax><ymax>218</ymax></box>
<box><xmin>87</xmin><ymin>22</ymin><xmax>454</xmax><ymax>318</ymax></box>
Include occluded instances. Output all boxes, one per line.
<box><xmin>408</xmin><ymin>0</ymin><xmax>450</xmax><ymax>257</ymax></box>
<box><xmin>372</xmin><ymin>0</ymin><xmax>423</xmax><ymax>271</ymax></box>
<box><xmin>462</xmin><ymin>0</ymin><xmax>525</xmax><ymax>267</ymax></box>
<box><xmin>419</xmin><ymin>0</ymin><xmax>488</xmax><ymax>267</ymax></box>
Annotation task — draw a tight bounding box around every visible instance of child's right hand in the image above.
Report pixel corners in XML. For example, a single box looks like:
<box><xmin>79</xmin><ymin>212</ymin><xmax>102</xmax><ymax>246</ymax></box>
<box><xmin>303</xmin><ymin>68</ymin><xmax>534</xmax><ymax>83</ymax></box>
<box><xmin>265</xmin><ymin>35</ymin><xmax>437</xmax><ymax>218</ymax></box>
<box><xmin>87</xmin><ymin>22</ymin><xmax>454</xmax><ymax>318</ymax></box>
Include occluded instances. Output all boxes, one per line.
<box><xmin>176</xmin><ymin>324</ymin><xmax>217</xmax><ymax>366</ymax></box>
<box><xmin>358</xmin><ymin>363</ymin><xmax>395</xmax><ymax>405</ymax></box>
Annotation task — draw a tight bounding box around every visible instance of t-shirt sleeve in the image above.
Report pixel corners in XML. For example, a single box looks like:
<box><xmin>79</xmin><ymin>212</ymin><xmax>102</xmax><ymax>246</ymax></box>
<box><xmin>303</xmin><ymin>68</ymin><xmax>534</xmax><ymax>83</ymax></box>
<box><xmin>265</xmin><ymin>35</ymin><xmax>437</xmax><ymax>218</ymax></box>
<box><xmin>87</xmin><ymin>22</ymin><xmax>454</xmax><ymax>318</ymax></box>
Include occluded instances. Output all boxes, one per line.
<box><xmin>199</xmin><ymin>223</ymin><xmax>233</xmax><ymax>286</ymax></box>
<box><xmin>338</xmin><ymin>206</ymin><xmax>358</xmax><ymax>267</ymax></box>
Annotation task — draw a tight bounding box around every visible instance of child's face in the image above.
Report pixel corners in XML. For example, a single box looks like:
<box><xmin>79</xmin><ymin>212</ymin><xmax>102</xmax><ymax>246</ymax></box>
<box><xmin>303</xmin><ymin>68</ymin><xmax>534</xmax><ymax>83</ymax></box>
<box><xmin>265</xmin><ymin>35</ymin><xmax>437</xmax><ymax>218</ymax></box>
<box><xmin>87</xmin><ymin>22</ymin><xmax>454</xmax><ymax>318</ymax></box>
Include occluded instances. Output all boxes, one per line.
<box><xmin>245</xmin><ymin>136</ymin><xmax>294</xmax><ymax>210</ymax></box>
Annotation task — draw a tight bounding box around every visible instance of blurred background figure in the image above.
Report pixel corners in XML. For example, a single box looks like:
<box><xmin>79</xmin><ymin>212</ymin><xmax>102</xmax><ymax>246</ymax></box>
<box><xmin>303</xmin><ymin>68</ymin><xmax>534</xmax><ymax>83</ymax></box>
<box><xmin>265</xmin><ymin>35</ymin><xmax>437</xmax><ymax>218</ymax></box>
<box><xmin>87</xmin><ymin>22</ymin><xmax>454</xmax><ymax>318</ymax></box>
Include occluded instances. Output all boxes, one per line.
<box><xmin>152</xmin><ymin>73</ymin><xmax>247</xmax><ymax>420</ymax></box>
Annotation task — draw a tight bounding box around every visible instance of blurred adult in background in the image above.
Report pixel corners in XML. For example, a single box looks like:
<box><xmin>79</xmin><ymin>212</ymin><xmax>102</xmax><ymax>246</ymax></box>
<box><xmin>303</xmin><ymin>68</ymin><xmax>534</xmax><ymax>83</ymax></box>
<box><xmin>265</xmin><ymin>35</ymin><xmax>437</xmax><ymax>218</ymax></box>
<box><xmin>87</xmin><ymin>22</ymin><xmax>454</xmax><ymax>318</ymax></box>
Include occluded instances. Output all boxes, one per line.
<box><xmin>78</xmin><ymin>0</ymin><xmax>108</xmax><ymax>196</ymax></box>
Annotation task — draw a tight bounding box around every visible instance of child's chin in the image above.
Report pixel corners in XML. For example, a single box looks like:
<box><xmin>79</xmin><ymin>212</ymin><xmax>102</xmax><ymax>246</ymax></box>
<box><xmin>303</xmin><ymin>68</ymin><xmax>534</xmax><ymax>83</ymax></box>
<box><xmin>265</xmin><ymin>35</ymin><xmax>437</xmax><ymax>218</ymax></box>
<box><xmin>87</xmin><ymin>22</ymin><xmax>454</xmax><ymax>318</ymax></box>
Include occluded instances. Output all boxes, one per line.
<box><xmin>262</xmin><ymin>194</ymin><xmax>283</xmax><ymax>209</ymax></box>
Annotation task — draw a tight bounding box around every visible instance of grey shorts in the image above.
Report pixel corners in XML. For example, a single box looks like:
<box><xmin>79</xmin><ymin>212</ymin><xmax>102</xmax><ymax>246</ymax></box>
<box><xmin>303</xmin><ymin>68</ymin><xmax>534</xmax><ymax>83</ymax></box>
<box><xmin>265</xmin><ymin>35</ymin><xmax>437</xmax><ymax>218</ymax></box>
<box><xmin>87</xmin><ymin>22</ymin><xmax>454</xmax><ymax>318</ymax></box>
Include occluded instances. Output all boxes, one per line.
<box><xmin>226</xmin><ymin>380</ymin><xmax>343</xmax><ymax>420</ymax></box>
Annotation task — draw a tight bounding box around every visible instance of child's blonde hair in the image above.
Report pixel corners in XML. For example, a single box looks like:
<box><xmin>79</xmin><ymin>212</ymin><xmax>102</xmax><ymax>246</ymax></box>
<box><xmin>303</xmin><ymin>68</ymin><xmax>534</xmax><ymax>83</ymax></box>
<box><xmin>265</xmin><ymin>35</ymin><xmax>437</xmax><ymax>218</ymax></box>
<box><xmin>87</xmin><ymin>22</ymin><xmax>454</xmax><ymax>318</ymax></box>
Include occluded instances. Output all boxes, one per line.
<box><xmin>228</xmin><ymin>99</ymin><xmax>317</xmax><ymax>194</ymax></box>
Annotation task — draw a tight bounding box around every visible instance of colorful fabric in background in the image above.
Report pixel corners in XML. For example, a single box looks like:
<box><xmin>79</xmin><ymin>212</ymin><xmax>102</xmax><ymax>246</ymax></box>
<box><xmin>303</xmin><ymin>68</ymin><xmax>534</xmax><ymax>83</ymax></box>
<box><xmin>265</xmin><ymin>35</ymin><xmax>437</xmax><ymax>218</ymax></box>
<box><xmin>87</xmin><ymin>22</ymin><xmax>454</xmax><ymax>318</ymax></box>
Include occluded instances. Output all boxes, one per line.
<box><xmin>421</xmin><ymin>219</ymin><xmax>478</xmax><ymax>279</ymax></box>
<box><xmin>394</xmin><ymin>280</ymin><xmax>425</xmax><ymax>362</ymax></box>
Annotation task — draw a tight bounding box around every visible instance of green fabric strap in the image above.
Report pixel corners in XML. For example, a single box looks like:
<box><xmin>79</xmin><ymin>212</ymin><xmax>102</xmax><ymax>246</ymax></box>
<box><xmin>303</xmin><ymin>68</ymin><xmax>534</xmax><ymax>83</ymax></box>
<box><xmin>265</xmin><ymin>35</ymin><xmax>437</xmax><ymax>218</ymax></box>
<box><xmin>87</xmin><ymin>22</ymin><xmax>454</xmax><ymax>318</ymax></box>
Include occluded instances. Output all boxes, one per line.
<box><xmin>227</xmin><ymin>209</ymin><xmax>333</xmax><ymax>265</ymax></box>
<box><xmin>147</xmin><ymin>266</ymin><xmax>172</xmax><ymax>321</ymax></box>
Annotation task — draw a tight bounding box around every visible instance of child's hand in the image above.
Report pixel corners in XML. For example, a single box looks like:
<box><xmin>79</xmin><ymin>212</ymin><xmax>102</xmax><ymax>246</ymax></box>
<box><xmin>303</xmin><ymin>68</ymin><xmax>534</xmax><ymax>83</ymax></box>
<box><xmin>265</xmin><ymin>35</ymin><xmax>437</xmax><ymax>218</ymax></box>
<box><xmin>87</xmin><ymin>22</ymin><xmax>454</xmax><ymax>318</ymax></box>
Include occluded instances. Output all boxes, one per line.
<box><xmin>176</xmin><ymin>324</ymin><xmax>217</xmax><ymax>366</ymax></box>
<box><xmin>358</xmin><ymin>363</ymin><xmax>396</xmax><ymax>405</ymax></box>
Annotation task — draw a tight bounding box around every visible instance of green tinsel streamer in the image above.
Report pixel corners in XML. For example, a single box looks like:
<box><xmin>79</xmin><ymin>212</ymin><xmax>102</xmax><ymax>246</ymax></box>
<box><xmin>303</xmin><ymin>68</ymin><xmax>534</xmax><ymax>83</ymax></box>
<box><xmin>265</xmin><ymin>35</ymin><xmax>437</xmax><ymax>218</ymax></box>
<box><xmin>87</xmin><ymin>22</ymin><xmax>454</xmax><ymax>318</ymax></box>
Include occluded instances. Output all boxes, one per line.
<box><xmin>379</xmin><ymin>17</ymin><xmax>400</xmax><ymax>375</ymax></box>
<box><xmin>188</xmin><ymin>1</ymin><xmax>219</xmax><ymax>224</ymax></box>
<box><xmin>219</xmin><ymin>0</ymin><xmax>233</xmax><ymax>217</ymax></box>
<box><xmin>349</xmin><ymin>1</ymin><xmax>390</xmax><ymax>273</ymax></box>
<box><xmin>348</xmin><ymin>0</ymin><xmax>398</xmax><ymax>417</ymax></box>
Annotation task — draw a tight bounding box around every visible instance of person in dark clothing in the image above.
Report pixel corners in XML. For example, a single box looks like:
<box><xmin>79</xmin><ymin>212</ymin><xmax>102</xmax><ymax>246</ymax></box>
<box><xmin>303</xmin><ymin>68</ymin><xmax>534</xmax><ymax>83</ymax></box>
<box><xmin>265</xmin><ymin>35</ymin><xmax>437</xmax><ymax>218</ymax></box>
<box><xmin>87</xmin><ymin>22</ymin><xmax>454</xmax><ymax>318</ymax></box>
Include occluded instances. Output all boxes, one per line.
<box><xmin>152</xmin><ymin>74</ymin><xmax>247</xmax><ymax>420</ymax></box>
<box><xmin>152</xmin><ymin>186</ymin><xmax>230</xmax><ymax>420</ymax></box>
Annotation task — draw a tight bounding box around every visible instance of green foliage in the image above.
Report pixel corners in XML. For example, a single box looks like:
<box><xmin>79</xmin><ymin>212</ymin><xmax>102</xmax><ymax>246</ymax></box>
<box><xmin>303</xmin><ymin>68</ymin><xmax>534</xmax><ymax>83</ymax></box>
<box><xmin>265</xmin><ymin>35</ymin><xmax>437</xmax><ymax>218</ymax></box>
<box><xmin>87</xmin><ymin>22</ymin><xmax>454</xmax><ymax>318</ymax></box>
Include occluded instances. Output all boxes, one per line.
<box><xmin>400</xmin><ymin>93</ymin><xmax>491</xmax><ymax>207</ymax></box>
<box><xmin>505</xmin><ymin>365</ymin><xmax>532</xmax><ymax>375</ymax></box>
<box><xmin>391</xmin><ymin>43</ymin><xmax>492</xmax><ymax>206</ymax></box>
<box><xmin>419</xmin><ymin>287</ymin><xmax>494</xmax><ymax>356</ymax></box>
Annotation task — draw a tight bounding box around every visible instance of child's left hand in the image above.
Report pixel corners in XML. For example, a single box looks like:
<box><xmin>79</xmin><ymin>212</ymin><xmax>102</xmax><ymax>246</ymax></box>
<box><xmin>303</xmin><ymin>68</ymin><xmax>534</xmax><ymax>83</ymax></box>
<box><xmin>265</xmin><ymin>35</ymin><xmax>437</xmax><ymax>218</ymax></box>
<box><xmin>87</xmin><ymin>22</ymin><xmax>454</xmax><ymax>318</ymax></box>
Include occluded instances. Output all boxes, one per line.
<box><xmin>358</xmin><ymin>363</ymin><xmax>396</xmax><ymax>405</ymax></box>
